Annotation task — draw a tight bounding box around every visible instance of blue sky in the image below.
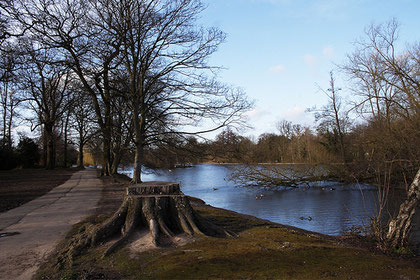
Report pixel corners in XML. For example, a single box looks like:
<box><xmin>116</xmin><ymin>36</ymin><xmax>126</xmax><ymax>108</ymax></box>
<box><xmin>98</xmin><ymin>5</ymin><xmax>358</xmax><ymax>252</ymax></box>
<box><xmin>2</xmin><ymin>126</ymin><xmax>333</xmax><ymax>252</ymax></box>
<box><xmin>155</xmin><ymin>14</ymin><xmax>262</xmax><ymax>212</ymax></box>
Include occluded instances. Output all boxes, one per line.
<box><xmin>198</xmin><ymin>0</ymin><xmax>420</xmax><ymax>138</ymax></box>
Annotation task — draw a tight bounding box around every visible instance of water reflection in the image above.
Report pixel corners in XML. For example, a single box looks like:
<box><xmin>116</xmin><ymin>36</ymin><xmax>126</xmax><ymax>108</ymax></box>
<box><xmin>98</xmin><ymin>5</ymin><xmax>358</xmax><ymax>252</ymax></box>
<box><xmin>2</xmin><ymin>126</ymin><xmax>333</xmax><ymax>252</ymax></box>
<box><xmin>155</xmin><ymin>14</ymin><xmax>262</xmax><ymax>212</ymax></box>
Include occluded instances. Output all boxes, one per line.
<box><xmin>121</xmin><ymin>164</ymin><xmax>401</xmax><ymax>236</ymax></box>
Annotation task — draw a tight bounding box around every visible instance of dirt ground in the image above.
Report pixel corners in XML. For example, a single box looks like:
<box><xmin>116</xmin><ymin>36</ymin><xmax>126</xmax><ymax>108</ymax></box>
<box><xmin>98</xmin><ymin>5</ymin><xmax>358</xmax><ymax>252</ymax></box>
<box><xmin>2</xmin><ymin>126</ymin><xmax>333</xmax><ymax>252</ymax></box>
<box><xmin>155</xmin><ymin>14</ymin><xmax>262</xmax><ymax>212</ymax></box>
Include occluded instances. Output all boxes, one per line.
<box><xmin>0</xmin><ymin>168</ymin><xmax>77</xmax><ymax>213</ymax></box>
<box><xmin>95</xmin><ymin>174</ymin><xmax>129</xmax><ymax>216</ymax></box>
<box><xmin>32</xmin><ymin>173</ymin><xmax>419</xmax><ymax>280</ymax></box>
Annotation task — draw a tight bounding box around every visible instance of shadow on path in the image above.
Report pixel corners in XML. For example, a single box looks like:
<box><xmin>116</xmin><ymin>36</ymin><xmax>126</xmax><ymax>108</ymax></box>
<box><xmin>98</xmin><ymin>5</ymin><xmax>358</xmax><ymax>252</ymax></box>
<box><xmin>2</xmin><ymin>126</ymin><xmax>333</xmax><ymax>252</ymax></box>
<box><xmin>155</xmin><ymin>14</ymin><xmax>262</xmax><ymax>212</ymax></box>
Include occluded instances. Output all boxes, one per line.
<box><xmin>0</xmin><ymin>168</ymin><xmax>102</xmax><ymax>280</ymax></box>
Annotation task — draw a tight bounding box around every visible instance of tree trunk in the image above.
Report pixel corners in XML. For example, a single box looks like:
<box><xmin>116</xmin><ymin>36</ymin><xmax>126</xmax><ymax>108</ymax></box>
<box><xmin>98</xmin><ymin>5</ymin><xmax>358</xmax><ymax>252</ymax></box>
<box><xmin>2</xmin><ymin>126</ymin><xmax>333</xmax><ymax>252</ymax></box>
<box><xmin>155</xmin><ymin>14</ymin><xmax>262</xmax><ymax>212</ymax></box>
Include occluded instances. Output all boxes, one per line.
<box><xmin>61</xmin><ymin>182</ymin><xmax>233</xmax><ymax>261</ymax></box>
<box><xmin>6</xmin><ymin>97</ymin><xmax>13</xmax><ymax>149</ymax></box>
<box><xmin>44</xmin><ymin>124</ymin><xmax>55</xmax><ymax>170</ymax></box>
<box><xmin>386</xmin><ymin>167</ymin><xmax>420</xmax><ymax>249</ymax></box>
<box><xmin>1</xmin><ymin>93</ymin><xmax>6</xmax><ymax>147</ymax></box>
<box><xmin>110</xmin><ymin>130</ymin><xmax>122</xmax><ymax>175</ymax></box>
<box><xmin>78</xmin><ymin>141</ymin><xmax>84</xmax><ymax>169</ymax></box>
<box><xmin>132</xmin><ymin>99</ymin><xmax>145</xmax><ymax>183</ymax></box>
<box><xmin>132</xmin><ymin>142</ymin><xmax>143</xmax><ymax>184</ymax></box>
<box><xmin>63</xmin><ymin>113</ymin><xmax>70</xmax><ymax>168</ymax></box>
<box><xmin>111</xmin><ymin>150</ymin><xmax>122</xmax><ymax>175</ymax></box>
<box><xmin>101</xmin><ymin>128</ymin><xmax>112</xmax><ymax>176</ymax></box>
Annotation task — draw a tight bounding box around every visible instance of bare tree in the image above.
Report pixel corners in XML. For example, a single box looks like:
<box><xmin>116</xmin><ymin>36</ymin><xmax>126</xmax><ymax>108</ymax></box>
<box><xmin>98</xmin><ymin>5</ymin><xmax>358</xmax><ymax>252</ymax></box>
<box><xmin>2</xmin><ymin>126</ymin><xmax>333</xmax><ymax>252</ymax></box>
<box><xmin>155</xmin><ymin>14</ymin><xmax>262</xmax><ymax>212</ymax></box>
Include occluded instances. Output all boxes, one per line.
<box><xmin>343</xmin><ymin>19</ymin><xmax>420</xmax><ymax>250</ymax></box>
<box><xmin>71</xmin><ymin>89</ymin><xmax>98</xmax><ymax>169</ymax></box>
<box><xmin>276</xmin><ymin>119</ymin><xmax>293</xmax><ymax>140</ymax></box>
<box><xmin>104</xmin><ymin>0</ymin><xmax>251</xmax><ymax>183</ymax></box>
<box><xmin>4</xmin><ymin>0</ymin><xmax>123</xmax><ymax>175</ymax></box>
<box><xmin>18</xmin><ymin>41</ymin><xmax>72</xmax><ymax>169</ymax></box>
<box><xmin>229</xmin><ymin>164</ymin><xmax>329</xmax><ymax>189</ymax></box>
<box><xmin>2</xmin><ymin>0</ymin><xmax>250</xmax><ymax>255</ymax></box>
<box><xmin>308</xmin><ymin>71</ymin><xmax>350</xmax><ymax>163</ymax></box>
<box><xmin>0</xmin><ymin>44</ymin><xmax>20</xmax><ymax>148</ymax></box>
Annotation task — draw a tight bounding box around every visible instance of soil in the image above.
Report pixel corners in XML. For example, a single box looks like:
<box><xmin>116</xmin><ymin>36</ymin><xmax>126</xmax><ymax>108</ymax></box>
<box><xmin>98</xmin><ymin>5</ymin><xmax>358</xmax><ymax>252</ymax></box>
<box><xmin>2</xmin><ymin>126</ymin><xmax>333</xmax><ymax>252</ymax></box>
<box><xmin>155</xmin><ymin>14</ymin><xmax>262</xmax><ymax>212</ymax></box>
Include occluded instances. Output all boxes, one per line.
<box><xmin>0</xmin><ymin>168</ymin><xmax>78</xmax><ymax>213</ymax></box>
<box><xmin>95</xmin><ymin>174</ymin><xmax>128</xmax><ymax>217</ymax></box>
<box><xmin>35</xmin><ymin>174</ymin><xmax>420</xmax><ymax>280</ymax></box>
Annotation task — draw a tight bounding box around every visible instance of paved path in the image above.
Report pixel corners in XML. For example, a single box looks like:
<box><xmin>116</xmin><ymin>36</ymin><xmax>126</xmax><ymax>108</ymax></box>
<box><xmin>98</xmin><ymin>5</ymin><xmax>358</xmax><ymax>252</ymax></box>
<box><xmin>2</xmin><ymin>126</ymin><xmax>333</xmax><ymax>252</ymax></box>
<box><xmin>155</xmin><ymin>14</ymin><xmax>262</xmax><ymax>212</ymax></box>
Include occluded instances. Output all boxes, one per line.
<box><xmin>0</xmin><ymin>168</ymin><xmax>102</xmax><ymax>280</ymax></box>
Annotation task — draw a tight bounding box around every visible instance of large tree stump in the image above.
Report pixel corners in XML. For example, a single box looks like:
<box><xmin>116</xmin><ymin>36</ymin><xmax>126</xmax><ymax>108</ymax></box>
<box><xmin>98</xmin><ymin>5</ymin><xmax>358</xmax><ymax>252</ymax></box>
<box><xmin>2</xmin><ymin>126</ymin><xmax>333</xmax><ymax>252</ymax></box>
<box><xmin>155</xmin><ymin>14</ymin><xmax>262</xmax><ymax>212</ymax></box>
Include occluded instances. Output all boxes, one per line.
<box><xmin>63</xmin><ymin>182</ymin><xmax>233</xmax><ymax>260</ymax></box>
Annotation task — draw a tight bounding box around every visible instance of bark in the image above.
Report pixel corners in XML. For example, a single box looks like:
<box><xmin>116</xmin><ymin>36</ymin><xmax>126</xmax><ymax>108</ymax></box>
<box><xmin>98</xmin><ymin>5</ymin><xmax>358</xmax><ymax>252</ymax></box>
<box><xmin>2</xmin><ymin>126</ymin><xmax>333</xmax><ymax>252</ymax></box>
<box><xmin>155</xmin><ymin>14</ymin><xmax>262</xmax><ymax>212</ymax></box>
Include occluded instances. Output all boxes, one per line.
<box><xmin>132</xmin><ymin>142</ymin><xmax>143</xmax><ymax>184</ymax></box>
<box><xmin>132</xmin><ymin>101</ymin><xmax>145</xmax><ymax>183</ymax></box>
<box><xmin>110</xmin><ymin>125</ymin><xmax>122</xmax><ymax>175</ymax></box>
<box><xmin>386</xmin><ymin>167</ymin><xmax>420</xmax><ymax>249</ymax></box>
<box><xmin>63</xmin><ymin>113</ymin><xmax>70</xmax><ymax>168</ymax></box>
<box><xmin>44</xmin><ymin>123</ymin><xmax>55</xmax><ymax>170</ymax></box>
<box><xmin>111</xmin><ymin>151</ymin><xmax>122</xmax><ymax>175</ymax></box>
<box><xmin>61</xmin><ymin>182</ymin><xmax>234</xmax><ymax>261</ymax></box>
<box><xmin>77</xmin><ymin>141</ymin><xmax>84</xmax><ymax>169</ymax></box>
<box><xmin>101</xmin><ymin>129</ymin><xmax>111</xmax><ymax>176</ymax></box>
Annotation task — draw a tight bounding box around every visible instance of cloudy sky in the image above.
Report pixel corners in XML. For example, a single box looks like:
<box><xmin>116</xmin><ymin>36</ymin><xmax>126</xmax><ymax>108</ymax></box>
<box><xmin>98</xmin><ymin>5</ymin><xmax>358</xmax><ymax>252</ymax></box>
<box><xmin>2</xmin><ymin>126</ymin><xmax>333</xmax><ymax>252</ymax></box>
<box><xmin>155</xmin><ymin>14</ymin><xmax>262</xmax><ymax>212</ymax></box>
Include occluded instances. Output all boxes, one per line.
<box><xmin>198</xmin><ymin>0</ymin><xmax>420</xmax><ymax>138</ymax></box>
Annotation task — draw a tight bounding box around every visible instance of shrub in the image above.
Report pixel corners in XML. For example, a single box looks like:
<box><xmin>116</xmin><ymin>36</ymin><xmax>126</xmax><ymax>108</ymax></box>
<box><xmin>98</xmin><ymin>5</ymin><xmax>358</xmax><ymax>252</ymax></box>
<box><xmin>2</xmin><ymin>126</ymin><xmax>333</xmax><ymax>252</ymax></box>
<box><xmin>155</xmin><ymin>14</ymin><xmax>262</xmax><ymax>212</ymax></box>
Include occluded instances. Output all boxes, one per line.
<box><xmin>16</xmin><ymin>136</ymin><xmax>40</xmax><ymax>168</ymax></box>
<box><xmin>0</xmin><ymin>144</ymin><xmax>17</xmax><ymax>170</ymax></box>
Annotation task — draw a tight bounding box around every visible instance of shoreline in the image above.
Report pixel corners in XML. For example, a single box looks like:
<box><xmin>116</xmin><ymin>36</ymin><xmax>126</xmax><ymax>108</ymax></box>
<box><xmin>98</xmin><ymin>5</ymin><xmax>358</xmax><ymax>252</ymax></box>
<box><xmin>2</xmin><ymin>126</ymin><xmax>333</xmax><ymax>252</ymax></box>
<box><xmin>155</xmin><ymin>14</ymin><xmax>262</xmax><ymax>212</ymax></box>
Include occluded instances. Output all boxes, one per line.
<box><xmin>35</xmin><ymin>176</ymin><xmax>420</xmax><ymax>279</ymax></box>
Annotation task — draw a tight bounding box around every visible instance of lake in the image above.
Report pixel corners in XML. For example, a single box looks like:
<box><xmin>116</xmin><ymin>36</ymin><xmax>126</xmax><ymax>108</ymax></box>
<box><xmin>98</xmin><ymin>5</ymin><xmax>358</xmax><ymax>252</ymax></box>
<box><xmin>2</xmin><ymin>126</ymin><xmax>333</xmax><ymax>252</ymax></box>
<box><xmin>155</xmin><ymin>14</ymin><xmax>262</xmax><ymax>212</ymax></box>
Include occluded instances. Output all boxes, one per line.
<box><xmin>120</xmin><ymin>163</ymin><xmax>411</xmax><ymax>237</ymax></box>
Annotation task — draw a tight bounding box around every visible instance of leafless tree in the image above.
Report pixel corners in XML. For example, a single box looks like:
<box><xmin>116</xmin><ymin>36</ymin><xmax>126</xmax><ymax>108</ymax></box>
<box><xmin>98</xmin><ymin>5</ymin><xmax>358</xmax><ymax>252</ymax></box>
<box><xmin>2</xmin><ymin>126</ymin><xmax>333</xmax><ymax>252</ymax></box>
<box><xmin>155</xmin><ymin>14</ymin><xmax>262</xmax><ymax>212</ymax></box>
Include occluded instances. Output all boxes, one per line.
<box><xmin>308</xmin><ymin>71</ymin><xmax>350</xmax><ymax>163</ymax></box>
<box><xmin>343</xmin><ymin>19</ymin><xmax>420</xmax><ymax>250</ymax></box>
<box><xmin>3</xmin><ymin>0</ymin><xmax>251</xmax><ymax>179</ymax></box>
<box><xmin>18</xmin><ymin>41</ymin><xmax>72</xmax><ymax>169</ymax></box>
<box><xmin>70</xmin><ymin>88</ymin><xmax>98</xmax><ymax>169</ymax></box>
<box><xmin>276</xmin><ymin>120</ymin><xmax>293</xmax><ymax>139</ymax></box>
<box><xmin>3</xmin><ymin>0</ymin><xmax>124</xmax><ymax>175</ymax></box>
<box><xmin>102</xmin><ymin>0</ymin><xmax>252</xmax><ymax>182</ymax></box>
<box><xmin>0</xmin><ymin>44</ymin><xmax>20</xmax><ymax>148</ymax></box>
<box><xmin>1</xmin><ymin>0</ymin><xmax>250</xmax><ymax>254</ymax></box>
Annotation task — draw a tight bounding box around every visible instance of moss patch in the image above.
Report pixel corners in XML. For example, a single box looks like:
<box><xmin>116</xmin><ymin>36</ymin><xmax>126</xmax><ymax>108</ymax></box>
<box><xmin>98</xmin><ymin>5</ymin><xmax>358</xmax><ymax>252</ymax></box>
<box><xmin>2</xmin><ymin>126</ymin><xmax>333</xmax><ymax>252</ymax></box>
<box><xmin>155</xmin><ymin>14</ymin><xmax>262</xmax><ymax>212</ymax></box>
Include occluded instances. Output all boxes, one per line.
<box><xmin>36</xmin><ymin>199</ymin><xmax>420</xmax><ymax>280</ymax></box>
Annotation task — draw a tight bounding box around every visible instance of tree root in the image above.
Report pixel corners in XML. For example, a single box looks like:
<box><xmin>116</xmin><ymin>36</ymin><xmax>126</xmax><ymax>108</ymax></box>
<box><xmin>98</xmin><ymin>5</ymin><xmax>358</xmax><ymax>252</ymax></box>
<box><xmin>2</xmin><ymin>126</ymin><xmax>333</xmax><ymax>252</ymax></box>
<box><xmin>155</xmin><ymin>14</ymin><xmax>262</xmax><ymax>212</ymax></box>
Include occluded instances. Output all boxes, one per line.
<box><xmin>60</xmin><ymin>185</ymin><xmax>234</xmax><ymax>263</ymax></box>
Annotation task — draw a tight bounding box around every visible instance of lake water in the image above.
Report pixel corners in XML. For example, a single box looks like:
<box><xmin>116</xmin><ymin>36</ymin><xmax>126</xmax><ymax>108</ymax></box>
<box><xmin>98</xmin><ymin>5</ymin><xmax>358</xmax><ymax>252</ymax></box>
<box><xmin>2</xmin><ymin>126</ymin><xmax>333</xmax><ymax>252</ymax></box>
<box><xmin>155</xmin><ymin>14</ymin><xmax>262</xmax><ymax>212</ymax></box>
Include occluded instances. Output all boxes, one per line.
<box><xmin>120</xmin><ymin>164</ymin><xmax>409</xmax><ymax>236</ymax></box>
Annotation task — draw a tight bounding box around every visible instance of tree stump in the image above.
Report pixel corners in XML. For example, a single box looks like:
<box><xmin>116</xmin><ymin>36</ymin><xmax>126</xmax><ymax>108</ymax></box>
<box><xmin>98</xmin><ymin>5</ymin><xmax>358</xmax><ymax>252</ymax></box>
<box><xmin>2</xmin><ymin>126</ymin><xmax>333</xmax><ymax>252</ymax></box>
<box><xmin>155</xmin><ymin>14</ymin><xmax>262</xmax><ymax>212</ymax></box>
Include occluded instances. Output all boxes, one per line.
<box><xmin>64</xmin><ymin>182</ymin><xmax>233</xmax><ymax>260</ymax></box>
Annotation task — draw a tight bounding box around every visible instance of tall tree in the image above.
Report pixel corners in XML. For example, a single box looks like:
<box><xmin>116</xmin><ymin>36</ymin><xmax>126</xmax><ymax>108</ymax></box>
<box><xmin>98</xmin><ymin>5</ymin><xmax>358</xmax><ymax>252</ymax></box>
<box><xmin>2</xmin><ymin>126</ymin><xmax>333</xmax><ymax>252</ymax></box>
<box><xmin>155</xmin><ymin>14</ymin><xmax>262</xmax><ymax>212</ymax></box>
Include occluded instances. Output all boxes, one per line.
<box><xmin>71</xmin><ymin>89</ymin><xmax>98</xmax><ymax>169</ymax></box>
<box><xmin>4</xmin><ymin>0</ymin><xmax>122</xmax><ymax>175</ymax></box>
<box><xmin>18</xmin><ymin>41</ymin><xmax>72</xmax><ymax>169</ymax></box>
<box><xmin>344</xmin><ymin>20</ymin><xmax>420</xmax><ymax>249</ymax></box>
<box><xmin>4</xmin><ymin>0</ymin><xmax>251</xmax><ymax>179</ymax></box>
<box><xmin>309</xmin><ymin>72</ymin><xmax>349</xmax><ymax>163</ymax></box>
<box><xmin>0</xmin><ymin>43</ymin><xmax>19</xmax><ymax>148</ymax></box>
<box><xmin>110</xmin><ymin>0</ymin><xmax>251</xmax><ymax>182</ymax></box>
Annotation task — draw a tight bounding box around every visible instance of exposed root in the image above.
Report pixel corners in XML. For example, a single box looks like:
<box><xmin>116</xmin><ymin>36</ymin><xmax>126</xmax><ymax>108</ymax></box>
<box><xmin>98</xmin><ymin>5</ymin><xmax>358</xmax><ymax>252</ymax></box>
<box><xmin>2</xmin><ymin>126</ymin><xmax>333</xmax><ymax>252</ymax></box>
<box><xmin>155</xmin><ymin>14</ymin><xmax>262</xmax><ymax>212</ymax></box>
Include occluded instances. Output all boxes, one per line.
<box><xmin>59</xmin><ymin>182</ymin><xmax>234</xmax><ymax>263</ymax></box>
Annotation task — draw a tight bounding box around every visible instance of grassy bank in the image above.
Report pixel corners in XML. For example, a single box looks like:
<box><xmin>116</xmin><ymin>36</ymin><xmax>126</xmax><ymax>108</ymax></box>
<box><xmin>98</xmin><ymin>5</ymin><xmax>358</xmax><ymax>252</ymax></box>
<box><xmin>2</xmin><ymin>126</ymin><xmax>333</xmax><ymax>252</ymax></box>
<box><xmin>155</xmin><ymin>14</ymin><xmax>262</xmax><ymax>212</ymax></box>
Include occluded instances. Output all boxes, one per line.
<box><xmin>35</xmin><ymin>175</ymin><xmax>420</xmax><ymax>280</ymax></box>
<box><xmin>0</xmin><ymin>168</ymin><xmax>78</xmax><ymax>213</ymax></box>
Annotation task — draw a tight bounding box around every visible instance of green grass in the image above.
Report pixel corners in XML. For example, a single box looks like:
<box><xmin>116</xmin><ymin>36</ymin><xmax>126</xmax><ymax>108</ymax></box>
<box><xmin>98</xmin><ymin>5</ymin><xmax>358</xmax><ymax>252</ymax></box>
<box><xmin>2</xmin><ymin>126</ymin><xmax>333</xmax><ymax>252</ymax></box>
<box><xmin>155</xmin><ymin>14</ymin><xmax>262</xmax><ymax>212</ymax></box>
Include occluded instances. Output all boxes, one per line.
<box><xmin>36</xmin><ymin>202</ymin><xmax>420</xmax><ymax>280</ymax></box>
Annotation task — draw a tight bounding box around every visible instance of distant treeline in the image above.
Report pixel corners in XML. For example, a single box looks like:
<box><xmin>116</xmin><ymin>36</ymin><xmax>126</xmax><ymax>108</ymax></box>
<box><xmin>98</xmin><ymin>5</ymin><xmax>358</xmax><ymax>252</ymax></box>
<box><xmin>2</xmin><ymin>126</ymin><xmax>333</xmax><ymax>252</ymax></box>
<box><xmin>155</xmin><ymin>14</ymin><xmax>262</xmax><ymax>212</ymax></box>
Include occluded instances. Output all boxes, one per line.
<box><xmin>144</xmin><ymin>111</ymin><xmax>419</xmax><ymax>185</ymax></box>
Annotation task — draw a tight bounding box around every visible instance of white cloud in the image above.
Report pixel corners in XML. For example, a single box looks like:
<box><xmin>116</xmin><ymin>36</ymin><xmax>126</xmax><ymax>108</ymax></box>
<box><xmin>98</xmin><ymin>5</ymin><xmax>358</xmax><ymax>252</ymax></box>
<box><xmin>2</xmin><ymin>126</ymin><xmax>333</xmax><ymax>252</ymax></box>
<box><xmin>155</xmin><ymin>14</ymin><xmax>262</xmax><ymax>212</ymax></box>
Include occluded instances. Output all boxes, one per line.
<box><xmin>322</xmin><ymin>46</ymin><xmax>335</xmax><ymax>59</ymax></box>
<box><xmin>278</xmin><ymin>106</ymin><xmax>313</xmax><ymax>126</ymax></box>
<box><xmin>269</xmin><ymin>64</ymin><xmax>286</xmax><ymax>73</ymax></box>
<box><xmin>246</xmin><ymin>108</ymin><xmax>272</xmax><ymax>120</ymax></box>
<box><xmin>283</xmin><ymin>106</ymin><xmax>306</xmax><ymax>119</ymax></box>
<box><xmin>303</xmin><ymin>54</ymin><xmax>317</xmax><ymax>67</ymax></box>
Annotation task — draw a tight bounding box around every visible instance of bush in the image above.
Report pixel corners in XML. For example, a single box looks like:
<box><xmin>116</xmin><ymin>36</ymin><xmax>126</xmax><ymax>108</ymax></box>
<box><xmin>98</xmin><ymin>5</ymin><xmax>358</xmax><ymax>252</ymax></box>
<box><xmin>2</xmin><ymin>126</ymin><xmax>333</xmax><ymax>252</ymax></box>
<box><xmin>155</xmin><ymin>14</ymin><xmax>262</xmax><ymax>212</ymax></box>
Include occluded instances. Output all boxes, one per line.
<box><xmin>16</xmin><ymin>136</ymin><xmax>40</xmax><ymax>168</ymax></box>
<box><xmin>0</xmin><ymin>145</ymin><xmax>18</xmax><ymax>170</ymax></box>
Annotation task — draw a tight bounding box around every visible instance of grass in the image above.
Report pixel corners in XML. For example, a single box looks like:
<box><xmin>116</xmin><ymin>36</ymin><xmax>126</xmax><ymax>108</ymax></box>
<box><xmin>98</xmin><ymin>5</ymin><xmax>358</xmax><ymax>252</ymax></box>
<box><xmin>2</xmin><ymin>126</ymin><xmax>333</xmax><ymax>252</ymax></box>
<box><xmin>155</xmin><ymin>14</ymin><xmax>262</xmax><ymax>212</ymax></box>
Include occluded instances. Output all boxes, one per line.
<box><xmin>36</xmin><ymin>190</ymin><xmax>420</xmax><ymax>280</ymax></box>
<box><xmin>0</xmin><ymin>168</ymin><xmax>78</xmax><ymax>213</ymax></box>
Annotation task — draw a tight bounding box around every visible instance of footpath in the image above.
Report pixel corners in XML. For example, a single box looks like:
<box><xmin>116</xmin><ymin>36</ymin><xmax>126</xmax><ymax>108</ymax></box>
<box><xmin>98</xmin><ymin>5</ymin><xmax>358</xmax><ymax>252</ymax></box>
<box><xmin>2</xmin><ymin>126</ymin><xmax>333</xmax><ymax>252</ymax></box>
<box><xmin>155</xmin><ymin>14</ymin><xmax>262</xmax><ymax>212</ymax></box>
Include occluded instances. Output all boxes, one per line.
<box><xmin>0</xmin><ymin>168</ymin><xmax>102</xmax><ymax>280</ymax></box>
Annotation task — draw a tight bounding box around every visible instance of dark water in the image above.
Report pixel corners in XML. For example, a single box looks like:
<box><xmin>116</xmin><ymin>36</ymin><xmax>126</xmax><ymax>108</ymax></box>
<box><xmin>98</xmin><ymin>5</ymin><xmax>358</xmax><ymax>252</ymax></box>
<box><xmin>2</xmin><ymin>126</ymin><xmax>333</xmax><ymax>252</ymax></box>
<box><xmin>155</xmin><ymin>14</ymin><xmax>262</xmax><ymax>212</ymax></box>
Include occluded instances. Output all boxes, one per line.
<box><xmin>120</xmin><ymin>164</ymin><xmax>406</xmax><ymax>236</ymax></box>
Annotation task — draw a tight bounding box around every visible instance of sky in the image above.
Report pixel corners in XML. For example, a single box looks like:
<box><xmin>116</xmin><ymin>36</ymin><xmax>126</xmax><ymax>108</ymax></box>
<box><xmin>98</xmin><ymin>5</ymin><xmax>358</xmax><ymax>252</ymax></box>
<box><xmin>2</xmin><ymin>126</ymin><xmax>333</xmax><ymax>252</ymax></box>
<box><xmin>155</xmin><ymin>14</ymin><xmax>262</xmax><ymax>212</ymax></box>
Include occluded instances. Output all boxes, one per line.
<box><xmin>196</xmin><ymin>0</ymin><xmax>420</xmax><ymax>139</ymax></box>
<box><xmin>11</xmin><ymin>0</ymin><xmax>420</xmax><ymax>141</ymax></box>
